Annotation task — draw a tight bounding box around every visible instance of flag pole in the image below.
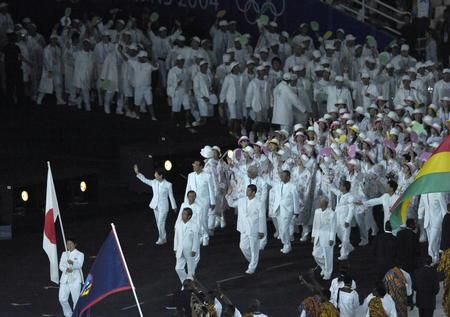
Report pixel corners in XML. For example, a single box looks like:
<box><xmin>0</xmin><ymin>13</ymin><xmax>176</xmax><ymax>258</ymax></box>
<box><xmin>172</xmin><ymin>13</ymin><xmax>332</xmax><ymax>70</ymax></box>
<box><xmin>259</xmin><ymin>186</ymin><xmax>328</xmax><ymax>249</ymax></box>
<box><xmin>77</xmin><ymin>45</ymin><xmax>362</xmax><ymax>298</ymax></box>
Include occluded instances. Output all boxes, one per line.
<box><xmin>110</xmin><ymin>223</ymin><xmax>144</xmax><ymax>317</ymax></box>
<box><xmin>47</xmin><ymin>161</ymin><xmax>68</xmax><ymax>253</ymax></box>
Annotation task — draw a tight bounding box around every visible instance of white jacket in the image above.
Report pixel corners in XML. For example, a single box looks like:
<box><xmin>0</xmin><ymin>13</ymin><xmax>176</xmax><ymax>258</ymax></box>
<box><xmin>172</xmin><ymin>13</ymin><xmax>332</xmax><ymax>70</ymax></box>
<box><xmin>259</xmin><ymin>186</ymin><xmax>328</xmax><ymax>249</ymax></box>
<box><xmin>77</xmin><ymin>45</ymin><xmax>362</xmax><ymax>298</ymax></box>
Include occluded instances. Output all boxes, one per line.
<box><xmin>418</xmin><ymin>192</ymin><xmax>447</xmax><ymax>229</ymax></box>
<box><xmin>173</xmin><ymin>219</ymin><xmax>200</xmax><ymax>259</ymax></box>
<box><xmin>312</xmin><ymin>208</ymin><xmax>337</xmax><ymax>247</ymax></box>
<box><xmin>59</xmin><ymin>249</ymin><xmax>84</xmax><ymax>284</ymax></box>
<box><xmin>272</xmin><ymin>81</ymin><xmax>305</xmax><ymax>126</ymax></box>
<box><xmin>136</xmin><ymin>174</ymin><xmax>176</xmax><ymax>212</ymax></box>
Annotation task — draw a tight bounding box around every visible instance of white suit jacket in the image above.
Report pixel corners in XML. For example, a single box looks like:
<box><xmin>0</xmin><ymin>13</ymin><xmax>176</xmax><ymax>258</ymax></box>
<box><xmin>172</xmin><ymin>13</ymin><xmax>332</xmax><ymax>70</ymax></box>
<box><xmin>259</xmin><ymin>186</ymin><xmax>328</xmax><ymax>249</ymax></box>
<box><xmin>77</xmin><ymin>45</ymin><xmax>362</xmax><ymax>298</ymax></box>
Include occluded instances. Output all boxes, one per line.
<box><xmin>136</xmin><ymin>174</ymin><xmax>176</xmax><ymax>212</ymax></box>
<box><xmin>330</xmin><ymin>187</ymin><xmax>355</xmax><ymax>224</ymax></box>
<box><xmin>184</xmin><ymin>171</ymin><xmax>216</xmax><ymax>206</ymax></box>
<box><xmin>312</xmin><ymin>208</ymin><xmax>337</xmax><ymax>247</ymax></box>
<box><xmin>365</xmin><ymin>193</ymin><xmax>399</xmax><ymax>229</ymax></box>
<box><xmin>271</xmin><ymin>181</ymin><xmax>300</xmax><ymax>217</ymax></box>
<box><xmin>59</xmin><ymin>249</ymin><xmax>84</xmax><ymax>284</ymax></box>
<box><xmin>418</xmin><ymin>193</ymin><xmax>447</xmax><ymax>229</ymax></box>
<box><xmin>173</xmin><ymin>220</ymin><xmax>200</xmax><ymax>258</ymax></box>
<box><xmin>229</xmin><ymin>196</ymin><xmax>265</xmax><ymax>236</ymax></box>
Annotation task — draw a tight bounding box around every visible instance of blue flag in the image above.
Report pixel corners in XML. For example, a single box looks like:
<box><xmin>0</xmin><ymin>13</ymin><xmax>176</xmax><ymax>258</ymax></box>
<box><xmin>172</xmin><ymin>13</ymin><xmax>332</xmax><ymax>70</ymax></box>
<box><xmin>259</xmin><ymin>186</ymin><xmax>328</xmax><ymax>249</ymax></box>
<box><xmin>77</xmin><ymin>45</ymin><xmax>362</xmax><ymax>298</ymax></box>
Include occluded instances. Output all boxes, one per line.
<box><xmin>73</xmin><ymin>231</ymin><xmax>132</xmax><ymax>317</ymax></box>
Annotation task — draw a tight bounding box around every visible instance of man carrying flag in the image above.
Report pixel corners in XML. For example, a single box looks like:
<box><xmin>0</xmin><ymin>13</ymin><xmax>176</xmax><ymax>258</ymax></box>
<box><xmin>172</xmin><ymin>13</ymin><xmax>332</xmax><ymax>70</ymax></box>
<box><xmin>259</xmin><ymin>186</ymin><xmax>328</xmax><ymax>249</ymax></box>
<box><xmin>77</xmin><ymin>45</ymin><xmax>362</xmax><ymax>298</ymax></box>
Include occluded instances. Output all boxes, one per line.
<box><xmin>390</xmin><ymin>135</ymin><xmax>450</xmax><ymax>260</ymax></box>
<box><xmin>59</xmin><ymin>238</ymin><xmax>84</xmax><ymax>317</ymax></box>
<box><xmin>72</xmin><ymin>224</ymin><xmax>143</xmax><ymax>317</ymax></box>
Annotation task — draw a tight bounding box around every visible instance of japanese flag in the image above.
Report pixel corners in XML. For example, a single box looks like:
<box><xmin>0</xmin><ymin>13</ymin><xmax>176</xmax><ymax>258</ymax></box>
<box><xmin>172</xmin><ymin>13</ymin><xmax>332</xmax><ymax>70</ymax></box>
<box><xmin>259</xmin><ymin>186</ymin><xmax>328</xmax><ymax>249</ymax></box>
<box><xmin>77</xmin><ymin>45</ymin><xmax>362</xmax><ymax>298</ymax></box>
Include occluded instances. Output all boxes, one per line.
<box><xmin>43</xmin><ymin>164</ymin><xmax>60</xmax><ymax>284</ymax></box>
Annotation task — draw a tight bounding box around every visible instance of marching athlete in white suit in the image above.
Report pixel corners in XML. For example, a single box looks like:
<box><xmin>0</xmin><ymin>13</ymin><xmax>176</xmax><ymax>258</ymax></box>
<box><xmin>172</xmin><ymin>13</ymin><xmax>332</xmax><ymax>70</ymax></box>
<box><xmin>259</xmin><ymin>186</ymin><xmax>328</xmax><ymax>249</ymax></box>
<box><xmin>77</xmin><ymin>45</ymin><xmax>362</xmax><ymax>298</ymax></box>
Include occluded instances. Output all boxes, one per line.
<box><xmin>59</xmin><ymin>238</ymin><xmax>84</xmax><ymax>317</ymax></box>
<box><xmin>271</xmin><ymin>170</ymin><xmax>300</xmax><ymax>254</ymax></box>
<box><xmin>418</xmin><ymin>192</ymin><xmax>447</xmax><ymax>264</ymax></box>
<box><xmin>174</xmin><ymin>207</ymin><xmax>200</xmax><ymax>284</ymax></box>
<box><xmin>228</xmin><ymin>184</ymin><xmax>265</xmax><ymax>274</ymax></box>
<box><xmin>330</xmin><ymin>180</ymin><xmax>355</xmax><ymax>260</ymax></box>
<box><xmin>184</xmin><ymin>160</ymin><xmax>216</xmax><ymax>246</ymax></box>
<box><xmin>134</xmin><ymin>165</ymin><xmax>177</xmax><ymax>245</ymax></box>
<box><xmin>312</xmin><ymin>197</ymin><xmax>336</xmax><ymax>280</ymax></box>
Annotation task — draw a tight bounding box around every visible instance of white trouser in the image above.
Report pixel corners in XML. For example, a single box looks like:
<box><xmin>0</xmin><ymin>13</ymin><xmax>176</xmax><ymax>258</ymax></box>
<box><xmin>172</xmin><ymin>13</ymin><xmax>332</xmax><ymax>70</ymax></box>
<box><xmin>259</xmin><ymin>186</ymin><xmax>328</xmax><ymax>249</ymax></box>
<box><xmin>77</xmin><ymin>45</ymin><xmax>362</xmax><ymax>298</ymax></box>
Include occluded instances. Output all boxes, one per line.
<box><xmin>277</xmin><ymin>214</ymin><xmax>292</xmax><ymax>249</ymax></box>
<box><xmin>153</xmin><ymin>208</ymin><xmax>168</xmax><ymax>242</ymax></box>
<box><xmin>425</xmin><ymin>226</ymin><xmax>441</xmax><ymax>263</ymax></box>
<box><xmin>239</xmin><ymin>233</ymin><xmax>260</xmax><ymax>271</ymax></box>
<box><xmin>354</xmin><ymin>212</ymin><xmax>368</xmax><ymax>244</ymax></box>
<box><xmin>59</xmin><ymin>281</ymin><xmax>81</xmax><ymax>317</ymax></box>
<box><xmin>365</xmin><ymin>207</ymin><xmax>378</xmax><ymax>236</ymax></box>
<box><xmin>175</xmin><ymin>250</ymin><xmax>196</xmax><ymax>284</ymax></box>
<box><xmin>37</xmin><ymin>85</ymin><xmax>64</xmax><ymax>105</ymax></box>
<box><xmin>208</xmin><ymin>206</ymin><xmax>217</xmax><ymax>230</ymax></box>
<box><xmin>198</xmin><ymin>202</ymin><xmax>209</xmax><ymax>241</ymax></box>
<box><xmin>312</xmin><ymin>243</ymin><xmax>334</xmax><ymax>278</ymax></box>
<box><xmin>76</xmin><ymin>88</ymin><xmax>91</xmax><ymax>111</ymax></box>
<box><xmin>336</xmin><ymin>222</ymin><xmax>353</xmax><ymax>257</ymax></box>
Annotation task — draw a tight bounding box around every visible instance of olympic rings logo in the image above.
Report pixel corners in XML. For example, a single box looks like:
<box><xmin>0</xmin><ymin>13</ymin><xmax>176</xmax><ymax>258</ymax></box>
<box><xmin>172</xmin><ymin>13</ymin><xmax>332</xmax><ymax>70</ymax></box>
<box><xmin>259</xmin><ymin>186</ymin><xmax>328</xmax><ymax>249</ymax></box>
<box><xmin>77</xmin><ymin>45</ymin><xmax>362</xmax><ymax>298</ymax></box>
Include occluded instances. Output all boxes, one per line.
<box><xmin>235</xmin><ymin>0</ymin><xmax>286</xmax><ymax>24</ymax></box>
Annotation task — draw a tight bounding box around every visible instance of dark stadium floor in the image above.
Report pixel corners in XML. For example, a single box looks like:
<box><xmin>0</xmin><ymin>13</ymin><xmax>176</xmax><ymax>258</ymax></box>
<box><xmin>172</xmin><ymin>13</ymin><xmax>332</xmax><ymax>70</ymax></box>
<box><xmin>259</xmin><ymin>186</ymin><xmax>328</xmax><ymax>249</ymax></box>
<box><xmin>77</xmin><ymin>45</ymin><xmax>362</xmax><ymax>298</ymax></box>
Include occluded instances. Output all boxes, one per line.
<box><xmin>0</xmin><ymin>100</ymin><xmax>425</xmax><ymax>316</ymax></box>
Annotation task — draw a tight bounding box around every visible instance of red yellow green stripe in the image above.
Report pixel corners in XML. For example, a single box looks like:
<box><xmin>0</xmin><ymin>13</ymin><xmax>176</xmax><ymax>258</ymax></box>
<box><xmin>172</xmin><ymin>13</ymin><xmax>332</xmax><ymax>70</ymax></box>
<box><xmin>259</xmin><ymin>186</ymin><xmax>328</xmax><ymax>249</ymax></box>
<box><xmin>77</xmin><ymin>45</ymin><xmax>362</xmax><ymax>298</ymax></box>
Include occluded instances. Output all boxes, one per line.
<box><xmin>390</xmin><ymin>135</ymin><xmax>450</xmax><ymax>229</ymax></box>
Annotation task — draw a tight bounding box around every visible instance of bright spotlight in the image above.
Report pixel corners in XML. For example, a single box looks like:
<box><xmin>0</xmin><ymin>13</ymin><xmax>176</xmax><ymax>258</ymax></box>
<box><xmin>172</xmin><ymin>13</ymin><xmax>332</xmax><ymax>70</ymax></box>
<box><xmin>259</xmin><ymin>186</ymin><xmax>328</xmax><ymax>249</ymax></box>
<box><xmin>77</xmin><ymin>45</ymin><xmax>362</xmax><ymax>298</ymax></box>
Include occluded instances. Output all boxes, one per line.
<box><xmin>227</xmin><ymin>150</ymin><xmax>233</xmax><ymax>159</ymax></box>
<box><xmin>164</xmin><ymin>160</ymin><xmax>172</xmax><ymax>171</ymax></box>
<box><xmin>80</xmin><ymin>181</ymin><xmax>87</xmax><ymax>192</ymax></box>
<box><xmin>21</xmin><ymin>191</ymin><xmax>29</xmax><ymax>202</ymax></box>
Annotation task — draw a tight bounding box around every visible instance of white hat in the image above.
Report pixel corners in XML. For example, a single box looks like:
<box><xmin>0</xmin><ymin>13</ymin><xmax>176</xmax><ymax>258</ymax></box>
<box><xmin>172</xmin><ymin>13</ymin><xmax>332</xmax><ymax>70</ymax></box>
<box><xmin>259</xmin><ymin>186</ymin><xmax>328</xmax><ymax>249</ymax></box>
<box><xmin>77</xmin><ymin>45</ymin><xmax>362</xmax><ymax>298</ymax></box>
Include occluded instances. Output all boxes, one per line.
<box><xmin>324</xmin><ymin>114</ymin><xmax>332</xmax><ymax>120</ymax></box>
<box><xmin>238</xmin><ymin>135</ymin><xmax>249</xmax><ymax>144</ymax></box>
<box><xmin>337</xmin><ymin>28</ymin><xmax>345</xmax><ymax>33</ymax></box>
<box><xmin>407</xmin><ymin>67</ymin><xmax>417</xmax><ymax>73</ymax></box>
<box><xmin>328</xmin><ymin>106</ymin><xmax>339</xmax><ymax>113</ymax></box>
<box><xmin>355</xmin><ymin>106</ymin><xmax>364</xmax><ymax>114</ymax></box>
<box><xmin>314</xmin><ymin>65</ymin><xmax>324</xmax><ymax>72</ymax></box>
<box><xmin>368</xmin><ymin>103</ymin><xmax>378</xmax><ymax>110</ymax></box>
<box><xmin>256</xmin><ymin>65</ymin><xmax>265</xmax><ymax>71</ymax></box>
<box><xmin>176</xmin><ymin>54</ymin><xmax>185</xmax><ymax>60</ymax></box>
<box><xmin>282</xmin><ymin>73</ymin><xmax>292</xmax><ymax>81</ymax></box>
<box><xmin>259</xmin><ymin>47</ymin><xmax>269</xmax><ymax>53</ymax></box>
<box><xmin>229</xmin><ymin>61</ymin><xmax>240</xmax><ymax>71</ymax></box>
<box><xmin>177</xmin><ymin>35</ymin><xmax>186</xmax><ymax>41</ymax></box>
<box><xmin>366</xmin><ymin>57</ymin><xmax>376</xmax><ymax>64</ymax></box>
<box><xmin>212</xmin><ymin>145</ymin><xmax>221</xmax><ymax>154</ymax></box>
<box><xmin>443</xmin><ymin>68</ymin><xmax>450</xmax><ymax>74</ymax></box>
<box><xmin>269</xmin><ymin>21</ymin><xmax>278</xmax><ymax>27</ymax></box>
<box><xmin>389</xmin><ymin>128</ymin><xmax>399</xmax><ymax>136</ymax></box>
<box><xmin>401</xmin><ymin>75</ymin><xmax>411</xmax><ymax>81</ymax></box>
<box><xmin>312</xmin><ymin>50</ymin><xmax>321</xmax><ymax>58</ymax></box>
<box><xmin>218</xmin><ymin>20</ymin><xmax>228</xmax><ymax>26</ymax></box>
<box><xmin>222</xmin><ymin>54</ymin><xmax>231</xmax><ymax>63</ymax></box>
<box><xmin>441</xmin><ymin>96</ymin><xmax>450</xmax><ymax>101</ymax></box>
<box><xmin>342</xmin><ymin>113</ymin><xmax>351</xmax><ymax>120</ymax></box>
<box><xmin>335</xmin><ymin>75</ymin><xmax>344</xmax><ymax>82</ymax></box>
<box><xmin>325</xmin><ymin>44</ymin><xmax>335</xmax><ymax>50</ymax></box>
<box><xmin>431</xmin><ymin>123</ymin><xmax>441</xmax><ymax>132</ymax></box>
<box><xmin>386</xmin><ymin>63</ymin><xmax>394</xmax><ymax>69</ymax></box>
<box><xmin>428</xmin><ymin>104</ymin><xmax>438</xmax><ymax>111</ymax></box>
<box><xmin>294</xmin><ymin>123</ymin><xmax>304</xmax><ymax>131</ymax></box>
<box><xmin>246</xmin><ymin>59</ymin><xmax>256</xmax><ymax>65</ymax></box>
<box><xmin>253</xmin><ymin>141</ymin><xmax>264</xmax><ymax>148</ymax></box>
<box><xmin>401</xmin><ymin>44</ymin><xmax>409</xmax><ymax>51</ymax></box>
<box><xmin>412</xmin><ymin>108</ymin><xmax>424</xmax><ymax>115</ymax></box>
<box><xmin>348</xmin><ymin>159</ymin><xmax>359</xmax><ymax>166</ymax></box>
<box><xmin>394</xmin><ymin>104</ymin><xmax>405</xmax><ymax>111</ymax></box>
<box><xmin>360</xmin><ymin>72</ymin><xmax>370</xmax><ymax>79</ymax></box>
<box><xmin>200</xmin><ymin>146</ymin><xmax>214</xmax><ymax>159</ymax></box>
<box><xmin>307</xmin><ymin>126</ymin><xmax>315</xmax><ymax>132</ymax></box>
<box><xmin>199</xmin><ymin>60</ymin><xmax>208</xmax><ymax>67</ymax></box>
<box><xmin>345</xmin><ymin>34</ymin><xmax>356</xmax><ymax>41</ymax></box>
<box><xmin>387</xmin><ymin>111</ymin><xmax>399</xmax><ymax>122</ymax></box>
<box><xmin>423</xmin><ymin>115</ymin><xmax>433</xmax><ymax>126</ymax></box>
<box><xmin>192</xmin><ymin>36</ymin><xmax>201</xmax><ymax>43</ymax></box>
<box><xmin>281</xmin><ymin>31</ymin><xmax>289</xmax><ymax>38</ymax></box>
<box><xmin>159</xmin><ymin>26</ymin><xmax>167</xmax><ymax>32</ymax></box>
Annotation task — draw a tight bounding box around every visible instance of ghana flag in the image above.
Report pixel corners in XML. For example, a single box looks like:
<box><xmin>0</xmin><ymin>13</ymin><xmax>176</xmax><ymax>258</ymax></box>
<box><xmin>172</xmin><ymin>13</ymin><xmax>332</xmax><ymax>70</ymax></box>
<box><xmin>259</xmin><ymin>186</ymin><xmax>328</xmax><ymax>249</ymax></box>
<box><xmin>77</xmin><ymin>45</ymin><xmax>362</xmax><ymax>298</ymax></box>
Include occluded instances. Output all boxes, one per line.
<box><xmin>390</xmin><ymin>135</ymin><xmax>450</xmax><ymax>229</ymax></box>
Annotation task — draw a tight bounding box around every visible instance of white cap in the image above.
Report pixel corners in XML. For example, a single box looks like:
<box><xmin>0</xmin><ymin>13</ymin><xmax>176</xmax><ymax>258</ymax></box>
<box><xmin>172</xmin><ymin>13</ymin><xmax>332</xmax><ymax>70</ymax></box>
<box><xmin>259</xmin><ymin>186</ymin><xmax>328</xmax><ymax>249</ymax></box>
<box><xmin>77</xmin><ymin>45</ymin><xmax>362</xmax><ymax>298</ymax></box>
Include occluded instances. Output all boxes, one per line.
<box><xmin>401</xmin><ymin>75</ymin><xmax>411</xmax><ymax>81</ymax></box>
<box><xmin>199</xmin><ymin>60</ymin><xmax>208</xmax><ymax>67</ymax></box>
<box><xmin>360</xmin><ymin>72</ymin><xmax>370</xmax><ymax>79</ymax></box>
<box><xmin>229</xmin><ymin>61</ymin><xmax>240</xmax><ymax>71</ymax></box>
<box><xmin>355</xmin><ymin>106</ymin><xmax>364</xmax><ymax>114</ymax></box>
<box><xmin>401</xmin><ymin>44</ymin><xmax>409</xmax><ymax>51</ymax></box>
<box><xmin>192</xmin><ymin>36</ymin><xmax>201</xmax><ymax>43</ymax></box>
<box><xmin>337</xmin><ymin>28</ymin><xmax>345</xmax><ymax>33</ymax></box>
<box><xmin>176</xmin><ymin>54</ymin><xmax>185</xmax><ymax>60</ymax></box>
<box><xmin>345</xmin><ymin>34</ymin><xmax>356</xmax><ymax>41</ymax></box>
<box><xmin>256</xmin><ymin>65</ymin><xmax>265</xmax><ymax>71</ymax></box>
<box><xmin>294</xmin><ymin>123</ymin><xmax>304</xmax><ymax>131</ymax></box>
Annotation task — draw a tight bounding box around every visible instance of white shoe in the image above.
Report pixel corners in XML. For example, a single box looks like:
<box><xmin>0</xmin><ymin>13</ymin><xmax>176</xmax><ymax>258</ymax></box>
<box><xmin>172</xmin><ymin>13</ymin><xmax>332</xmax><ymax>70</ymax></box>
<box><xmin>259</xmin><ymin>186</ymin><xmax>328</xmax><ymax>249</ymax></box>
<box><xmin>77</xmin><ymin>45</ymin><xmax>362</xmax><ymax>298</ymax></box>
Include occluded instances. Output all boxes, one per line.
<box><xmin>192</xmin><ymin>120</ymin><xmax>200</xmax><ymax>127</ymax></box>
<box><xmin>220</xmin><ymin>217</ymin><xmax>226</xmax><ymax>228</ymax></box>
<box><xmin>273</xmin><ymin>231</ymin><xmax>279</xmax><ymax>238</ymax></box>
<box><xmin>185</xmin><ymin>123</ymin><xmax>192</xmax><ymax>128</ymax></box>
<box><xmin>202</xmin><ymin>237</ymin><xmax>209</xmax><ymax>246</ymax></box>
<box><xmin>104</xmin><ymin>106</ymin><xmax>111</xmax><ymax>114</ymax></box>
<box><xmin>337</xmin><ymin>255</ymin><xmax>348</xmax><ymax>261</ymax></box>
<box><xmin>245</xmin><ymin>268</ymin><xmax>255</xmax><ymax>274</ymax></box>
<box><xmin>358</xmin><ymin>240</ymin><xmax>368</xmax><ymax>246</ymax></box>
<box><xmin>152</xmin><ymin>116</ymin><xmax>158</xmax><ymax>121</ymax></box>
<box><xmin>300</xmin><ymin>233</ymin><xmax>310</xmax><ymax>242</ymax></box>
<box><xmin>323</xmin><ymin>275</ymin><xmax>332</xmax><ymax>280</ymax></box>
<box><xmin>280</xmin><ymin>247</ymin><xmax>291</xmax><ymax>254</ymax></box>
<box><xmin>116</xmin><ymin>108</ymin><xmax>124</xmax><ymax>115</ymax></box>
<box><xmin>140</xmin><ymin>107</ymin><xmax>148</xmax><ymax>113</ymax></box>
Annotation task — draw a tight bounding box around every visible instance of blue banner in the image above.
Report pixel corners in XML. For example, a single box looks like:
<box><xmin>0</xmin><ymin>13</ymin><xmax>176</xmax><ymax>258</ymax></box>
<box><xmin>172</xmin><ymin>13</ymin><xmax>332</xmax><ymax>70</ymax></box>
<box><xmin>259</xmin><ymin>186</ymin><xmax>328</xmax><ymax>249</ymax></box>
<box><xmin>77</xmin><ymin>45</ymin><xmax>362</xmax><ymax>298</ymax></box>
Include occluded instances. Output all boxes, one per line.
<box><xmin>72</xmin><ymin>231</ymin><xmax>131</xmax><ymax>317</ymax></box>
